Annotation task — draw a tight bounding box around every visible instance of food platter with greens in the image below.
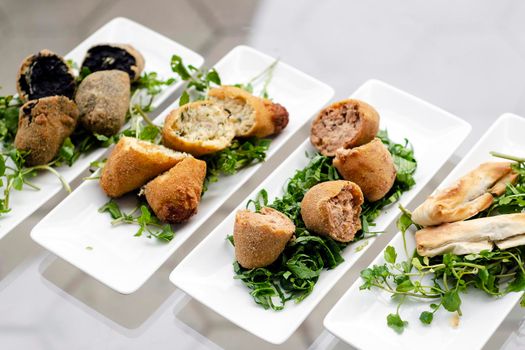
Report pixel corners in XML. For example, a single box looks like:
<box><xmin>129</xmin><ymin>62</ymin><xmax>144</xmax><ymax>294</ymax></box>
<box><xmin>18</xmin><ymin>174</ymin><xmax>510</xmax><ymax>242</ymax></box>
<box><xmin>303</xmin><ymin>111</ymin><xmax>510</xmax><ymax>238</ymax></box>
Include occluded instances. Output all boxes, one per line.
<box><xmin>324</xmin><ymin>113</ymin><xmax>524</xmax><ymax>350</ymax></box>
<box><xmin>170</xmin><ymin>79</ymin><xmax>471</xmax><ymax>344</ymax></box>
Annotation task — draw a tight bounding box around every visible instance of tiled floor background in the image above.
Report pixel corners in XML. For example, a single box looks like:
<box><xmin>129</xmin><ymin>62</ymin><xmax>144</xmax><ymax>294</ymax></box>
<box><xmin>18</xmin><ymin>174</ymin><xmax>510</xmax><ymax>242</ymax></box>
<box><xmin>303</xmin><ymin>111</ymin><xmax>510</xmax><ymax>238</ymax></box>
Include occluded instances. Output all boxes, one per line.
<box><xmin>2</xmin><ymin>1</ymin><xmax>525</xmax><ymax>349</ymax></box>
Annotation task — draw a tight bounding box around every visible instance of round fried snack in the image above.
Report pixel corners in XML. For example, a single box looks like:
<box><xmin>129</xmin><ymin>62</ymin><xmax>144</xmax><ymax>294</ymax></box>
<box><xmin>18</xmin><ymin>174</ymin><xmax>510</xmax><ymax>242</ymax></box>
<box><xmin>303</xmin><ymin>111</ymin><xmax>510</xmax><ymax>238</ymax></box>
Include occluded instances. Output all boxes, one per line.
<box><xmin>234</xmin><ymin>207</ymin><xmax>295</xmax><ymax>269</ymax></box>
<box><xmin>208</xmin><ymin>85</ymin><xmax>289</xmax><ymax>138</ymax></box>
<box><xmin>14</xmin><ymin>96</ymin><xmax>79</xmax><ymax>166</ymax></box>
<box><xmin>310</xmin><ymin>99</ymin><xmax>379</xmax><ymax>156</ymax></box>
<box><xmin>144</xmin><ymin>157</ymin><xmax>207</xmax><ymax>223</ymax></box>
<box><xmin>333</xmin><ymin>138</ymin><xmax>396</xmax><ymax>202</ymax></box>
<box><xmin>100</xmin><ymin>137</ymin><xmax>188</xmax><ymax>198</ymax></box>
<box><xmin>17</xmin><ymin>49</ymin><xmax>76</xmax><ymax>102</ymax></box>
<box><xmin>81</xmin><ymin>44</ymin><xmax>145</xmax><ymax>81</ymax></box>
<box><xmin>75</xmin><ymin>70</ymin><xmax>131</xmax><ymax>136</ymax></box>
<box><xmin>162</xmin><ymin>100</ymin><xmax>234</xmax><ymax>156</ymax></box>
<box><xmin>301</xmin><ymin>180</ymin><xmax>364</xmax><ymax>242</ymax></box>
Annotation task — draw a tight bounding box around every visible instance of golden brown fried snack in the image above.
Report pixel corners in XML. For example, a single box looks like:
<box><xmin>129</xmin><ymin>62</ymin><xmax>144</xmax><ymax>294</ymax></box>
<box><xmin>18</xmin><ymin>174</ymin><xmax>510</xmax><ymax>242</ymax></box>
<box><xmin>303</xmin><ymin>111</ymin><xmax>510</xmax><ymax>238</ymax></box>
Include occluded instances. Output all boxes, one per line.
<box><xmin>300</xmin><ymin>180</ymin><xmax>364</xmax><ymax>242</ymax></box>
<box><xmin>144</xmin><ymin>157</ymin><xmax>206</xmax><ymax>223</ymax></box>
<box><xmin>412</xmin><ymin>162</ymin><xmax>517</xmax><ymax>226</ymax></box>
<box><xmin>208</xmin><ymin>85</ymin><xmax>289</xmax><ymax>137</ymax></box>
<box><xmin>14</xmin><ymin>96</ymin><xmax>79</xmax><ymax>166</ymax></box>
<box><xmin>75</xmin><ymin>70</ymin><xmax>131</xmax><ymax>136</ymax></box>
<box><xmin>81</xmin><ymin>44</ymin><xmax>145</xmax><ymax>81</ymax></box>
<box><xmin>162</xmin><ymin>100</ymin><xmax>234</xmax><ymax>156</ymax></box>
<box><xmin>234</xmin><ymin>207</ymin><xmax>295</xmax><ymax>269</ymax></box>
<box><xmin>333</xmin><ymin>138</ymin><xmax>396</xmax><ymax>202</ymax></box>
<box><xmin>17</xmin><ymin>49</ymin><xmax>76</xmax><ymax>102</ymax></box>
<box><xmin>310</xmin><ymin>99</ymin><xmax>379</xmax><ymax>156</ymax></box>
<box><xmin>100</xmin><ymin>137</ymin><xmax>188</xmax><ymax>198</ymax></box>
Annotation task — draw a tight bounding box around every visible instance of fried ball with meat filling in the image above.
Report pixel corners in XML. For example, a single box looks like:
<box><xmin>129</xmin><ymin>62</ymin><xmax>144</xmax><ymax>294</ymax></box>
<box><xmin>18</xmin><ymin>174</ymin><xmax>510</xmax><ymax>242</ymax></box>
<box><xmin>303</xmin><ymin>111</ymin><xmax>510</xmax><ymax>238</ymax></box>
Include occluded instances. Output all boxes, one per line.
<box><xmin>301</xmin><ymin>180</ymin><xmax>364</xmax><ymax>242</ymax></box>
<box><xmin>81</xmin><ymin>44</ymin><xmax>145</xmax><ymax>82</ymax></box>
<box><xmin>333</xmin><ymin>138</ymin><xmax>396</xmax><ymax>202</ymax></box>
<box><xmin>208</xmin><ymin>85</ymin><xmax>289</xmax><ymax>138</ymax></box>
<box><xmin>144</xmin><ymin>157</ymin><xmax>206</xmax><ymax>223</ymax></box>
<box><xmin>16</xmin><ymin>49</ymin><xmax>76</xmax><ymax>102</ymax></box>
<box><xmin>233</xmin><ymin>207</ymin><xmax>295</xmax><ymax>269</ymax></box>
<box><xmin>14</xmin><ymin>96</ymin><xmax>79</xmax><ymax>166</ymax></box>
<box><xmin>75</xmin><ymin>70</ymin><xmax>130</xmax><ymax>136</ymax></box>
<box><xmin>100</xmin><ymin>137</ymin><xmax>188</xmax><ymax>198</ymax></box>
<box><xmin>310</xmin><ymin>99</ymin><xmax>379</xmax><ymax>156</ymax></box>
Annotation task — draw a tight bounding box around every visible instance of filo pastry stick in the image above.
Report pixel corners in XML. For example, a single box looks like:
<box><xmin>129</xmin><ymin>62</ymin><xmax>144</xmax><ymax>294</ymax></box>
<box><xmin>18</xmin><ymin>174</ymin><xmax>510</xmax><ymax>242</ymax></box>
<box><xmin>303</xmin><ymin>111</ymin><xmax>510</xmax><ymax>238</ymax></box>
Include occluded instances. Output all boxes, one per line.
<box><xmin>415</xmin><ymin>213</ymin><xmax>525</xmax><ymax>257</ymax></box>
<box><xmin>412</xmin><ymin>162</ymin><xmax>518</xmax><ymax>227</ymax></box>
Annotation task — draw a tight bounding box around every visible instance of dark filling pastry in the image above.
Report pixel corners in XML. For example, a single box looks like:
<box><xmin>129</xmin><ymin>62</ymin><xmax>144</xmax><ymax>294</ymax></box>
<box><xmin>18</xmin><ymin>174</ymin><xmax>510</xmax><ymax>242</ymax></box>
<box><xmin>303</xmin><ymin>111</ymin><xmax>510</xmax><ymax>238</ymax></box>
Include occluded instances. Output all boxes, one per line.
<box><xmin>19</xmin><ymin>55</ymin><xmax>75</xmax><ymax>100</ymax></box>
<box><xmin>22</xmin><ymin>100</ymin><xmax>38</xmax><ymax>122</ymax></box>
<box><xmin>81</xmin><ymin>45</ymin><xmax>136</xmax><ymax>79</ymax></box>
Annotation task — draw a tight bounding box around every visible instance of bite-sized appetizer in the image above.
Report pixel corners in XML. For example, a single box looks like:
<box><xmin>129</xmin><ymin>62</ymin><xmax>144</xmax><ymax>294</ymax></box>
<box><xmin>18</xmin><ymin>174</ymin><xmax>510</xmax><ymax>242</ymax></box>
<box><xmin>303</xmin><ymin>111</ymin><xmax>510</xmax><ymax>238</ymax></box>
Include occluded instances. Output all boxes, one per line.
<box><xmin>310</xmin><ymin>99</ymin><xmax>379</xmax><ymax>157</ymax></box>
<box><xmin>144</xmin><ymin>157</ymin><xmax>206</xmax><ymax>224</ymax></box>
<box><xmin>208</xmin><ymin>85</ymin><xmax>289</xmax><ymax>137</ymax></box>
<box><xmin>162</xmin><ymin>100</ymin><xmax>235</xmax><ymax>156</ymax></box>
<box><xmin>14</xmin><ymin>96</ymin><xmax>79</xmax><ymax>166</ymax></box>
<box><xmin>333</xmin><ymin>138</ymin><xmax>396</xmax><ymax>202</ymax></box>
<box><xmin>100</xmin><ymin>137</ymin><xmax>187</xmax><ymax>198</ymax></box>
<box><xmin>415</xmin><ymin>213</ymin><xmax>525</xmax><ymax>257</ymax></box>
<box><xmin>301</xmin><ymin>180</ymin><xmax>363</xmax><ymax>242</ymax></box>
<box><xmin>81</xmin><ymin>44</ymin><xmax>145</xmax><ymax>81</ymax></box>
<box><xmin>16</xmin><ymin>49</ymin><xmax>76</xmax><ymax>102</ymax></box>
<box><xmin>234</xmin><ymin>207</ymin><xmax>295</xmax><ymax>269</ymax></box>
<box><xmin>412</xmin><ymin>162</ymin><xmax>517</xmax><ymax>227</ymax></box>
<box><xmin>75</xmin><ymin>70</ymin><xmax>131</xmax><ymax>136</ymax></box>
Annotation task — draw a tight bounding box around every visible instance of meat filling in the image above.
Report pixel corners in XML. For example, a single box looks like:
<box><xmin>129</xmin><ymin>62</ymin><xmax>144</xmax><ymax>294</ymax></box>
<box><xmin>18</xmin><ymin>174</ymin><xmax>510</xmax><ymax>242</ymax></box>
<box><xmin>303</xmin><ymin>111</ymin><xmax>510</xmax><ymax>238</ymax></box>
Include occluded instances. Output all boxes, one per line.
<box><xmin>327</xmin><ymin>184</ymin><xmax>362</xmax><ymax>241</ymax></box>
<box><xmin>311</xmin><ymin>103</ymin><xmax>360</xmax><ymax>156</ymax></box>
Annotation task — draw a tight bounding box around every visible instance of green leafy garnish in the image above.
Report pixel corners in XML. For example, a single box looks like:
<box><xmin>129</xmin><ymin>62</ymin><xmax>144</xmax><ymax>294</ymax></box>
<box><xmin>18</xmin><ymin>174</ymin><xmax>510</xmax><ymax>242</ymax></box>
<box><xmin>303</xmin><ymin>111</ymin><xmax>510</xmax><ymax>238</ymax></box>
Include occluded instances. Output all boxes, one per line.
<box><xmin>361</xmin><ymin>153</ymin><xmax>525</xmax><ymax>332</ymax></box>
<box><xmin>99</xmin><ymin>199</ymin><xmax>174</xmax><ymax>242</ymax></box>
<box><xmin>231</xmin><ymin>131</ymin><xmax>417</xmax><ymax>310</ymax></box>
<box><xmin>202</xmin><ymin>138</ymin><xmax>271</xmax><ymax>192</ymax></box>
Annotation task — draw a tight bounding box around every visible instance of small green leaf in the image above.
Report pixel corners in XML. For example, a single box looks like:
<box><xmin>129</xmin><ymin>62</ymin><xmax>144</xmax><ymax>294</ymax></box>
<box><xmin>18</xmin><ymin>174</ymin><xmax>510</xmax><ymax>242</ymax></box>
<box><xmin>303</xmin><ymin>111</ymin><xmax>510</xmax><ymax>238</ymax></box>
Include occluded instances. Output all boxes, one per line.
<box><xmin>384</xmin><ymin>246</ymin><xmax>397</xmax><ymax>264</ymax></box>
<box><xmin>396</xmin><ymin>279</ymin><xmax>414</xmax><ymax>292</ymax></box>
<box><xmin>419</xmin><ymin>311</ymin><xmax>433</xmax><ymax>325</ymax></box>
<box><xmin>442</xmin><ymin>290</ymin><xmax>461</xmax><ymax>312</ymax></box>
<box><xmin>179</xmin><ymin>91</ymin><xmax>190</xmax><ymax>106</ymax></box>
<box><xmin>206</xmin><ymin>69</ymin><xmax>221</xmax><ymax>85</ymax></box>
<box><xmin>387</xmin><ymin>313</ymin><xmax>408</xmax><ymax>333</ymax></box>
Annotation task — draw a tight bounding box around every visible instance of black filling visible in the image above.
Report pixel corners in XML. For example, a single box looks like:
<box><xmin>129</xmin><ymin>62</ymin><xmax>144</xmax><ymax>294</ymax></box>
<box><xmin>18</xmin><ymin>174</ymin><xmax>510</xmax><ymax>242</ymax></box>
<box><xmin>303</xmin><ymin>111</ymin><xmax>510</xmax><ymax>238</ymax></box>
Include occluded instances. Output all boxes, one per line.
<box><xmin>81</xmin><ymin>45</ymin><xmax>136</xmax><ymax>79</ymax></box>
<box><xmin>22</xmin><ymin>100</ymin><xmax>38</xmax><ymax>123</ymax></box>
<box><xmin>20</xmin><ymin>54</ymin><xmax>75</xmax><ymax>100</ymax></box>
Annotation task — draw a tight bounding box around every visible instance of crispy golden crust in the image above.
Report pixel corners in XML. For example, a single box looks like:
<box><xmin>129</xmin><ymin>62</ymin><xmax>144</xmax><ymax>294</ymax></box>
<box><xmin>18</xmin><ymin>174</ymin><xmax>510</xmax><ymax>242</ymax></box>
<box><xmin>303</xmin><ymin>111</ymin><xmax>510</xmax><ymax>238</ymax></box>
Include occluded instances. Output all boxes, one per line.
<box><xmin>208</xmin><ymin>85</ymin><xmax>289</xmax><ymax>138</ymax></box>
<box><xmin>333</xmin><ymin>138</ymin><xmax>396</xmax><ymax>202</ymax></box>
<box><xmin>310</xmin><ymin>99</ymin><xmax>379</xmax><ymax>156</ymax></box>
<box><xmin>16</xmin><ymin>49</ymin><xmax>76</xmax><ymax>102</ymax></box>
<box><xmin>100</xmin><ymin>137</ymin><xmax>187</xmax><ymax>197</ymax></box>
<box><xmin>415</xmin><ymin>213</ymin><xmax>525</xmax><ymax>257</ymax></box>
<box><xmin>144</xmin><ymin>157</ymin><xmax>206</xmax><ymax>223</ymax></box>
<box><xmin>412</xmin><ymin>162</ymin><xmax>516</xmax><ymax>226</ymax></box>
<box><xmin>300</xmin><ymin>180</ymin><xmax>364</xmax><ymax>242</ymax></box>
<box><xmin>75</xmin><ymin>70</ymin><xmax>131</xmax><ymax>136</ymax></box>
<box><xmin>162</xmin><ymin>100</ymin><xmax>234</xmax><ymax>156</ymax></box>
<box><xmin>234</xmin><ymin>207</ymin><xmax>295</xmax><ymax>269</ymax></box>
<box><xmin>14</xmin><ymin>96</ymin><xmax>79</xmax><ymax>166</ymax></box>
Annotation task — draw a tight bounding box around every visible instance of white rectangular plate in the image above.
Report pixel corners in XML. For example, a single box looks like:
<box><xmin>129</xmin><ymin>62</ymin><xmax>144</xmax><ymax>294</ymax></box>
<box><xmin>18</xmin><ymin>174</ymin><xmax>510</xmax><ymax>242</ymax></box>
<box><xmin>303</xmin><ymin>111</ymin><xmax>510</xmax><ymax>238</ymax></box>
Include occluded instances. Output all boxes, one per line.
<box><xmin>324</xmin><ymin>113</ymin><xmax>524</xmax><ymax>350</ymax></box>
<box><xmin>0</xmin><ymin>17</ymin><xmax>203</xmax><ymax>239</ymax></box>
<box><xmin>31</xmin><ymin>45</ymin><xmax>335</xmax><ymax>294</ymax></box>
<box><xmin>169</xmin><ymin>79</ymin><xmax>472</xmax><ymax>344</ymax></box>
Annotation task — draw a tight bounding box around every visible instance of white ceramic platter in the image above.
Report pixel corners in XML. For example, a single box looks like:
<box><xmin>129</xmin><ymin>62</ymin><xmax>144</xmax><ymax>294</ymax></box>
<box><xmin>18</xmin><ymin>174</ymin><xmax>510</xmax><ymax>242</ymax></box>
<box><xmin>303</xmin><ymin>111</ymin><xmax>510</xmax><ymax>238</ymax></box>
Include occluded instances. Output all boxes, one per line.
<box><xmin>324</xmin><ymin>113</ymin><xmax>525</xmax><ymax>350</ymax></box>
<box><xmin>31</xmin><ymin>45</ymin><xmax>335</xmax><ymax>294</ymax></box>
<box><xmin>0</xmin><ymin>17</ymin><xmax>204</xmax><ymax>239</ymax></box>
<box><xmin>169</xmin><ymin>79</ymin><xmax>472</xmax><ymax>344</ymax></box>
